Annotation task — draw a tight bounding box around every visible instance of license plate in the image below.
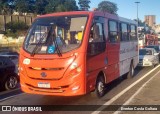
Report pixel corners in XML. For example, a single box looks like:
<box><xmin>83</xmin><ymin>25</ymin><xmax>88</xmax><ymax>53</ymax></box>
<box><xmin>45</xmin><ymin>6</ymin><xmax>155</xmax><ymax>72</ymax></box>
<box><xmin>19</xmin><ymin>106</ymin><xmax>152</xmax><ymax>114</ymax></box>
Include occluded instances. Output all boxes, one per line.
<box><xmin>38</xmin><ymin>82</ymin><xmax>50</xmax><ymax>88</ymax></box>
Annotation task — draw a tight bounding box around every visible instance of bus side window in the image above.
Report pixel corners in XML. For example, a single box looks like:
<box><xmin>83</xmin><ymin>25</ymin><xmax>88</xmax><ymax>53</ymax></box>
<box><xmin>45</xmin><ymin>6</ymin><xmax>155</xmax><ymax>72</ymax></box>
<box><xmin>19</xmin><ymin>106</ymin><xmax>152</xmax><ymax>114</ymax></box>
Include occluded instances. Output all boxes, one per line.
<box><xmin>108</xmin><ymin>20</ymin><xmax>119</xmax><ymax>43</ymax></box>
<box><xmin>88</xmin><ymin>22</ymin><xmax>106</xmax><ymax>55</ymax></box>
<box><xmin>89</xmin><ymin>23</ymin><xmax>104</xmax><ymax>43</ymax></box>
<box><xmin>130</xmin><ymin>25</ymin><xmax>137</xmax><ymax>40</ymax></box>
<box><xmin>120</xmin><ymin>23</ymin><xmax>129</xmax><ymax>41</ymax></box>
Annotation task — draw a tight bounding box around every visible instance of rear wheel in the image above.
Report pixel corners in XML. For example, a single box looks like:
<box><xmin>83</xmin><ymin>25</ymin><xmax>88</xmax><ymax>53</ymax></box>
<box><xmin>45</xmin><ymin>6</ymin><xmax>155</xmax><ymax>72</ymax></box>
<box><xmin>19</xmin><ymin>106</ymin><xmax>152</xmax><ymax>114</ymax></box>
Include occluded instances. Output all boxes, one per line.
<box><xmin>127</xmin><ymin>62</ymin><xmax>134</xmax><ymax>78</ymax></box>
<box><xmin>5</xmin><ymin>75</ymin><xmax>18</xmax><ymax>90</ymax></box>
<box><xmin>158</xmin><ymin>57</ymin><xmax>160</xmax><ymax>64</ymax></box>
<box><xmin>152</xmin><ymin>63</ymin><xmax>155</xmax><ymax>68</ymax></box>
<box><xmin>94</xmin><ymin>76</ymin><xmax>105</xmax><ymax>98</ymax></box>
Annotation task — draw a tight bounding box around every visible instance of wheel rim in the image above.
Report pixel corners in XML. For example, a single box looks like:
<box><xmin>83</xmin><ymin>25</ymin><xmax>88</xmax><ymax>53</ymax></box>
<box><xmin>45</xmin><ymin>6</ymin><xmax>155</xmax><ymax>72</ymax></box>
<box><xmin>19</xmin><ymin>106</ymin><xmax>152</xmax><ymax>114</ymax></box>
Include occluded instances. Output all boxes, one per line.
<box><xmin>97</xmin><ymin>81</ymin><xmax>104</xmax><ymax>94</ymax></box>
<box><xmin>7</xmin><ymin>76</ymin><xmax>17</xmax><ymax>89</ymax></box>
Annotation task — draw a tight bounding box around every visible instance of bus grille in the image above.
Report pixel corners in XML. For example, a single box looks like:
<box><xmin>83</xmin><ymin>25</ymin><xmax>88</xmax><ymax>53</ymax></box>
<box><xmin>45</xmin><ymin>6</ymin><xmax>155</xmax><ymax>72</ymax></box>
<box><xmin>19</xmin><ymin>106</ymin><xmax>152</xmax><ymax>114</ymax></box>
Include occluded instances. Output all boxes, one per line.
<box><xmin>28</xmin><ymin>77</ymin><xmax>60</xmax><ymax>80</ymax></box>
<box><xmin>26</xmin><ymin>83</ymin><xmax>69</xmax><ymax>93</ymax></box>
<box><xmin>29</xmin><ymin>67</ymin><xmax>64</xmax><ymax>71</ymax></box>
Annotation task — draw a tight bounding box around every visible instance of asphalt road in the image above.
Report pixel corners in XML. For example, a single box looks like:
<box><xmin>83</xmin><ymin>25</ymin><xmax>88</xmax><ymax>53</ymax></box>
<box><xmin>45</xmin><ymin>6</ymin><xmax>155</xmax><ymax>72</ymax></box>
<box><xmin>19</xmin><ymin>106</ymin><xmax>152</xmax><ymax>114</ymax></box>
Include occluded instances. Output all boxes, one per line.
<box><xmin>0</xmin><ymin>65</ymin><xmax>159</xmax><ymax>114</ymax></box>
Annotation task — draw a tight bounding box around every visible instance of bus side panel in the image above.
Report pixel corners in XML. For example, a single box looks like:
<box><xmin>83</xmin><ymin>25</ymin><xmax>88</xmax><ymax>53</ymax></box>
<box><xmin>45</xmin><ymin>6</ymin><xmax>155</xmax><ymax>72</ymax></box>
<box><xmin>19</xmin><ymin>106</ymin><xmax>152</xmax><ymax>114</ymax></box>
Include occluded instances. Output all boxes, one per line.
<box><xmin>104</xmin><ymin>17</ymin><xmax>120</xmax><ymax>83</ymax></box>
<box><xmin>119</xmin><ymin>41</ymin><xmax>138</xmax><ymax>76</ymax></box>
<box><xmin>106</xmin><ymin>42</ymin><xmax>120</xmax><ymax>83</ymax></box>
<box><xmin>86</xmin><ymin>53</ymin><xmax>107</xmax><ymax>92</ymax></box>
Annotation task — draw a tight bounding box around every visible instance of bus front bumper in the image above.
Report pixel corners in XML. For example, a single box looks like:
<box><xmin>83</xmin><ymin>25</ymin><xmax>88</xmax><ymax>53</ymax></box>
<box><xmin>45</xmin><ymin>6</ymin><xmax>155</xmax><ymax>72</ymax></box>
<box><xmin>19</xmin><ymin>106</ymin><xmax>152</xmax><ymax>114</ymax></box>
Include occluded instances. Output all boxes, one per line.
<box><xmin>20</xmin><ymin>73</ymin><xmax>85</xmax><ymax>96</ymax></box>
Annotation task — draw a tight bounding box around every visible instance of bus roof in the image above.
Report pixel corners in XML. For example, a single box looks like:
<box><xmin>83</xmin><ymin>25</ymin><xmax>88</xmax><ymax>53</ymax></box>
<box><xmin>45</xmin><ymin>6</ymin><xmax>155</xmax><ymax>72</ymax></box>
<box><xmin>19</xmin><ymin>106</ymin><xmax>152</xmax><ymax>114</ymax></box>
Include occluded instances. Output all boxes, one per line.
<box><xmin>38</xmin><ymin>11</ymin><xmax>92</xmax><ymax>18</ymax></box>
<box><xmin>119</xmin><ymin>17</ymin><xmax>137</xmax><ymax>25</ymax></box>
<box><xmin>38</xmin><ymin>11</ymin><xmax>116</xmax><ymax>18</ymax></box>
<box><xmin>38</xmin><ymin>11</ymin><xmax>137</xmax><ymax>25</ymax></box>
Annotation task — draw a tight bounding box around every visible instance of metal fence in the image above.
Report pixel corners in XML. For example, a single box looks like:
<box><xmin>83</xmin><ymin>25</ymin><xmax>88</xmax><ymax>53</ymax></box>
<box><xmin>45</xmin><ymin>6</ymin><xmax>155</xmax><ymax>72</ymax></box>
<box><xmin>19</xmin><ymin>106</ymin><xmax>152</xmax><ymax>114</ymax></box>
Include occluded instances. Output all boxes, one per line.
<box><xmin>0</xmin><ymin>15</ymin><xmax>36</xmax><ymax>31</ymax></box>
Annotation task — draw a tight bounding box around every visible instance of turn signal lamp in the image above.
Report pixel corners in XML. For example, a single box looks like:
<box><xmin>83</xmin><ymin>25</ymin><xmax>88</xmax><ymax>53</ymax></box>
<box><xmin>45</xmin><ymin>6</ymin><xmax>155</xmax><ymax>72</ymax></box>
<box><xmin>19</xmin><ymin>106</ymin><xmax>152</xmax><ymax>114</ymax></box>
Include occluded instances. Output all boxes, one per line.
<box><xmin>23</xmin><ymin>58</ymin><xmax>30</xmax><ymax>65</ymax></box>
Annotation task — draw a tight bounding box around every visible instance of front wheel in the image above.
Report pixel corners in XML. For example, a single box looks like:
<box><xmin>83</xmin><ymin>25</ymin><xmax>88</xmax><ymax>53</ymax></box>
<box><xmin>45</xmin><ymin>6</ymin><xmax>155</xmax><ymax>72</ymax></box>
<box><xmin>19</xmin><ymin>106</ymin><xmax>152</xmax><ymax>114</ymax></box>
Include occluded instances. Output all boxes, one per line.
<box><xmin>5</xmin><ymin>75</ymin><xmax>18</xmax><ymax>90</ymax></box>
<box><xmin>94</xmin><ymin>76</ymin><xmax>105</xmax><ymax>98</ymax></box>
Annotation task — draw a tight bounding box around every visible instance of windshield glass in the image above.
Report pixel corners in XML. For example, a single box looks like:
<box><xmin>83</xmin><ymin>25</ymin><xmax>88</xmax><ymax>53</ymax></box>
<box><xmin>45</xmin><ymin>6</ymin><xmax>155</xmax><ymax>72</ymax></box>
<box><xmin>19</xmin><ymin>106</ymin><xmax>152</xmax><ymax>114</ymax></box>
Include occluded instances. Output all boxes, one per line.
<box><xmin>24</xmin><ymin>15</ymin><xmax>88</xmax><ymax>54</ymax></box>
<box><xmin>139</xmin><ymin>49</ymin><xmax>152</xmax><ymax>55</ymax></box>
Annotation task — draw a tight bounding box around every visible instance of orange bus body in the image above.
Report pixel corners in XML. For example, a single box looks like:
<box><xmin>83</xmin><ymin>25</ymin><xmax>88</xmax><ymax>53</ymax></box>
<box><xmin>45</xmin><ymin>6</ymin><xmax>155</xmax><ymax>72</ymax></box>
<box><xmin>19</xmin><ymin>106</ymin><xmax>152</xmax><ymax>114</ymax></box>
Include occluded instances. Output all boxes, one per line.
<box><xmin>19</xmin><ymin>11</ymin><xmax>138</xmax><ymax>96</ymax></box>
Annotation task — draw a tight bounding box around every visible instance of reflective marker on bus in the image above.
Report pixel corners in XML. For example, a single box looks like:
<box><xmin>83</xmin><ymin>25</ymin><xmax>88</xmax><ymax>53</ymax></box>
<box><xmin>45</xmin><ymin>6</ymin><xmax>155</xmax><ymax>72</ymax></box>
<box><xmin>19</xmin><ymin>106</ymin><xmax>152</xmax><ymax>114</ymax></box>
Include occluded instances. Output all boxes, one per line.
<box><xmin>19</xmin><ymin>11</ymin><xmax>138</xmax><ymax>97</ymax></box>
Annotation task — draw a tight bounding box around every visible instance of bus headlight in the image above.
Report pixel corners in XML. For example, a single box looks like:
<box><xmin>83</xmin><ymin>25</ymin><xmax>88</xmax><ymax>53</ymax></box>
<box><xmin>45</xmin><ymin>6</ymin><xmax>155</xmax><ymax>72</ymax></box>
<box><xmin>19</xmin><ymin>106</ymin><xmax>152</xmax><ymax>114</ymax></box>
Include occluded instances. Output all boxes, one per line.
<box><xmin>23</xmin><ymin>58</ymin><xmax>30</xmax><ymax>65</ymax></box>
<box><xmin>68</xmin><ymin>63</ymin><xmax>82</xmax><ymax>77</ymax></box>
<box><xmin>70</xmin><ymin>62</ymin><xmax>78</xmax><ymax>69</ymax></box>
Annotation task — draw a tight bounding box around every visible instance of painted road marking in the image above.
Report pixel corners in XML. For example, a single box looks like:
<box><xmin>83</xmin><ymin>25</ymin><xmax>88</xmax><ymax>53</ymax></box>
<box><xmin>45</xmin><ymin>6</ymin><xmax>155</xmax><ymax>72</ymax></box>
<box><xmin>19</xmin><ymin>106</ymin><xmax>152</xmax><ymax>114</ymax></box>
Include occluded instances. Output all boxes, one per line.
<box><xmin>113</xmin><ymin>70</ymin><xmax>160</xmax><ymax>114</ymax></box>
<box><xmin>0</xmin><ymin>88</ymin><xmax>20</xmax><ymax>96</ymax></box>
<box><xmin>0</xmin><ymin>93</ymin><xmax>25</xmax><ymax>102</ymax></box>
<box><xmin>91</xmin><ymin>64</ymin><xmax>160</xmax><ymax>114</ymax></box>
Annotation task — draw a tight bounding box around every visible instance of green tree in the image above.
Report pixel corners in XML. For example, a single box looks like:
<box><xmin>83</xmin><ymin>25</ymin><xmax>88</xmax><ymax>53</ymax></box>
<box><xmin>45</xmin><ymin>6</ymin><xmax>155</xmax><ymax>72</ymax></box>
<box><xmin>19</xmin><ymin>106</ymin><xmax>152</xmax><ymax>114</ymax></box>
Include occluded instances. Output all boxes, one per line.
<box><xmin>14</xmin><ymin>0</ymin><xmax>35</xmax><ymax>14</ymax></box>
<box><xmin>45</xmin><ymin>0</ymin><xmax>78</xmax><ymax>13</ymax></box>
<box><xmin>5</xmin><ymin>21</ymin><xmax>29</xmax><ymax>38</ymax></box>
<box><xmin>0</xmin><ymin>0</ymin><xmax>7</xmax><ymax>14</ymax></box>
<box><xmin>45</xmin><ymin>0</ymin><xmax>60</xmax><ymax>13</ymax></box>
<box><xmin>15</xmin><ymin>0</ymin><xmax>29</xmax><ymax>14</ymax></box>
<box><xmin>27</xmin><ymin>0</ymin><xmax>36</xmax><ymax>13</ymax></box>
<box><xmin>78</xmin><ymin>0</ymin><xmax>90</xmax><ymax>11</ymax></box>
<box><xmin>34</xmin><ymin>0</ymin><xmax>48</xmax><ymax>14</ymax></box>
<box><xmin>97</xmin><ymin>1</ymin><xmax>118</xmax><ymax>15</ymax></box>
<box><xmin>64</xmin><ymin>0</ymin><xmax>78</xmax><ymax>11</ymax></box>
<box><xmin>0</xmin><ymin>0</ymin><xmax>15</xmax><ymax>14</ymax></box>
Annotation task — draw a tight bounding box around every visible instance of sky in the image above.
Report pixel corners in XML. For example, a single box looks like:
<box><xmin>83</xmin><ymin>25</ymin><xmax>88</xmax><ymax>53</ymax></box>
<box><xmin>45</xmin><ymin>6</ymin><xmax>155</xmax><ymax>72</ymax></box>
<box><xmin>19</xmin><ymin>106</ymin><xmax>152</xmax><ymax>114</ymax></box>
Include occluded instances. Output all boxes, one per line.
<box><xmin>76</xmin><ymin>0</ymin><xmax>160</xmax><ymax>24</ymax></box>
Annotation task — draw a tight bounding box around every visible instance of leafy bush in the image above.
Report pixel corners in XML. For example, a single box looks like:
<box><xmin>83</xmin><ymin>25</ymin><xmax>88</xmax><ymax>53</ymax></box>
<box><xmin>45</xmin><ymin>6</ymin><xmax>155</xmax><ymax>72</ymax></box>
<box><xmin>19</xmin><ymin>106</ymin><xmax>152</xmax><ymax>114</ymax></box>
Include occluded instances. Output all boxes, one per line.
<box><xmin>5</xmin><ymin>30</ymin><xmax>18</xmax><ymax>38</ymax></box>
<box><xmin>5</xmin><ymin>21</ymin><xmax>29</xmax><ymax>38</ymax></box>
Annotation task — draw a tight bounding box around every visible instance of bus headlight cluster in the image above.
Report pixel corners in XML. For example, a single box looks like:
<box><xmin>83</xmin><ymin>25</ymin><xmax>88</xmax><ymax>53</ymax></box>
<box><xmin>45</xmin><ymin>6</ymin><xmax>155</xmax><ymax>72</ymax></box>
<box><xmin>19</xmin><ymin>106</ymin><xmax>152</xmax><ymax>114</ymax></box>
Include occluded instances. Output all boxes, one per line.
<box><xmin>70</xmin><ymin>62</ymin><xmax>82</xmax><ymax>73</ymax></box>
<box><xmin>69</xmin><ymin>62</ymin><xmax>82</xmax><ymax>77</ymax></box>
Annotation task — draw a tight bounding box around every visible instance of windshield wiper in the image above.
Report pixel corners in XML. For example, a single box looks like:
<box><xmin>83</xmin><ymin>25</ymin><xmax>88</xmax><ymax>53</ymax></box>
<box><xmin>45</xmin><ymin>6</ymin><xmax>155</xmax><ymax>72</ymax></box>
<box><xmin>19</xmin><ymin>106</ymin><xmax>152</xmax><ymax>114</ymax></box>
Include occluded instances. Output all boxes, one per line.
<box><xmin>52</xmin><ymin>34</ymin><xmax>62</xmax><ymax>57</ymax></box>
<box><xmin>30</xmin><ymin>24</ymin><xmax>52</xmax><ymax>57</ymax></box>
<box><xmin>30</xmin><ymin>32</ymin><xmax>47</xmax><ymax>56</ymax></box>
<box><xmin>31</xmin><ymin>24</ymin><xmax>62</xmax><ymax>57</ymax></box>
<box><xmin>30</xmin><ymin>34</ymin><xmax>45</xmax><ymax>56</ymax></box>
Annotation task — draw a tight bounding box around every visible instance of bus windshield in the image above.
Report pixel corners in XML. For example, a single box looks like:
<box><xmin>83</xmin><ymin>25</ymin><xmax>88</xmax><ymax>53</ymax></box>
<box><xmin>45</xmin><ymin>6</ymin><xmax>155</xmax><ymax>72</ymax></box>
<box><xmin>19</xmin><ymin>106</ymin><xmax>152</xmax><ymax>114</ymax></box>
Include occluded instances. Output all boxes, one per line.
<box><xmin>24</xmin><ymin>15</ymin><xmax>88</xmax><ymax>55</ymax></box>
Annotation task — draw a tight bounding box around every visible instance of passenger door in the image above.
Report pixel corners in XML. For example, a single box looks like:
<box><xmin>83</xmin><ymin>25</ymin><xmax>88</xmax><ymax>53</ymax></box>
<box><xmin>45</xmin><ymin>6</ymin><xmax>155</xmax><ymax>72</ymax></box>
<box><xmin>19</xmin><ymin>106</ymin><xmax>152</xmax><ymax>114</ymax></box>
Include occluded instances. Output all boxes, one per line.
<box><xmin>86</xmin><ymin>17</ymin><xmax>107</xmax><ymax>92</ymax></box>
<box><xmin>106</xmin><ymin>20</ymin><xmax>120</xmax><ymax>82</ymax></box>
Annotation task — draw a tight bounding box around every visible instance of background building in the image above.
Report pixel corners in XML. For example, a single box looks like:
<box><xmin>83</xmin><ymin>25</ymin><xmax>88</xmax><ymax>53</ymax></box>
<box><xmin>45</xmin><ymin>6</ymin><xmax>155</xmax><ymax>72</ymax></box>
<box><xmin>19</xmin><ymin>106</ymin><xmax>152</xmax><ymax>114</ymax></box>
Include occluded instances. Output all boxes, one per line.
<box><xmin>144</xmin><ymin>15</ymin><xmax>156</xmax><ymax>27</ymax></box>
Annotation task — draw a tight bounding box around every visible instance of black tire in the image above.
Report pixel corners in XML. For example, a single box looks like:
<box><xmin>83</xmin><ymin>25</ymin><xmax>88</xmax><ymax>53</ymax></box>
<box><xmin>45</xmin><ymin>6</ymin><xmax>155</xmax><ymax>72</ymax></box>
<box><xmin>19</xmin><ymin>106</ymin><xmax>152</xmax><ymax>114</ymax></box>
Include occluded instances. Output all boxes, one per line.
<box><xmin>152</xmin><ymin>64</ymin><xmax>155</xmax><ymax>68</ymax></box>
<box><xmin>158</xmin><ymin>57</ymin><xmax>160</xmax><ymax>64</ymax></box>
<box><xmin>5</xmin><ymin>75</ymin><xmax>18</xmax><ymax>90</ymax></box>
<box><xmin>127</xmin><ymin>62</ymin><xmax>134</xmax><ymax>78</ymax></box>
<box><xmin>94</xmin><ymin>76</ymin><xmax>105</xmax><ymax>98</ymax></box>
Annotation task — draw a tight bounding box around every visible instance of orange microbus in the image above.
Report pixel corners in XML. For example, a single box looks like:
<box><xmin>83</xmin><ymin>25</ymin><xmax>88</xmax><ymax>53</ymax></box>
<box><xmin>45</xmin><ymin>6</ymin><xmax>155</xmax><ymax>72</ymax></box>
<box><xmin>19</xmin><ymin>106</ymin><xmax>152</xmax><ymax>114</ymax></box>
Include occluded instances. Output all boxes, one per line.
<box><xmin>19</xmin><ymin>11</ymin><xmax>138</xmax><ymax>97</ymax></box>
